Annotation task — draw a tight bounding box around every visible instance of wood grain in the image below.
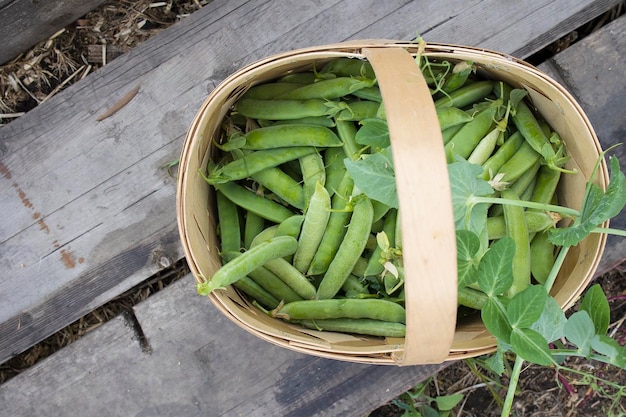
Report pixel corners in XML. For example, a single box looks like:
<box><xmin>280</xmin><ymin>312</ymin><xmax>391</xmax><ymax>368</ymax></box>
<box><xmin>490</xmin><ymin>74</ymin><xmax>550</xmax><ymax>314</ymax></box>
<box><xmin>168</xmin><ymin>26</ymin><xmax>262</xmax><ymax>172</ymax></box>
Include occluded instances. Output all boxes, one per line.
<box><xmin>0</xmin><ymin>0</ymin><xmax>623</xmax><ymax>365</ymax></box>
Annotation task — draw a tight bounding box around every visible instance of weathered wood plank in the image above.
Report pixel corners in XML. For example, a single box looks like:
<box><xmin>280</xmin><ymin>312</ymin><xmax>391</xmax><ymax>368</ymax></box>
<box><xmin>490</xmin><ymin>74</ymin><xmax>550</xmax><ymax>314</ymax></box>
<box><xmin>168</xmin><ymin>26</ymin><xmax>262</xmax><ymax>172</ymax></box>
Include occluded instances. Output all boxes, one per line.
<box><xmin>0</xmin><ymin>0</ymin><xmax>621</xmax><ymax>365</ymax></box>
<box><xmin>0</xmin><ymin>0</ymin><xmax>107</xmax><ymax>65</ymax></box>
<box><xmin>0</xmin><ymin>274</ymin><xmax>447</xmax><ymax>416</ymax></box>
<box><xmin>538</xmin><ymin>15</ymin><xmax>626</xmax><ymax>276</ymax></box>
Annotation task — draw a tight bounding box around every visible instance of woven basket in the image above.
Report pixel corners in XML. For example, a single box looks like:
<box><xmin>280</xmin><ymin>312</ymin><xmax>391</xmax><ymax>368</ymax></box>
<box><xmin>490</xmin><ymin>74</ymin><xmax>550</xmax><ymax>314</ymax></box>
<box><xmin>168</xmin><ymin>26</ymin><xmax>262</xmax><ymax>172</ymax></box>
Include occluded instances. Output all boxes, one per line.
<box><xmin>176</xmin><ymin>41</ymin><xmax>608</xmax><ymax>366</ymax></box>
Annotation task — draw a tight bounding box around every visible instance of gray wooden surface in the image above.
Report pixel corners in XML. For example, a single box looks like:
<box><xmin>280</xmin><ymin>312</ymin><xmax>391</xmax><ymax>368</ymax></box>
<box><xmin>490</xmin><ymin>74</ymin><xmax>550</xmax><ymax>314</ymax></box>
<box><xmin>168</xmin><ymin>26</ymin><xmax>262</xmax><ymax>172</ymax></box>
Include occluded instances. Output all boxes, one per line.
<box><xmin>1</xmin><ymin>0</ymin><xmax>622</xmax><ymax>367</ymax></box>
<box><xmin>0</xmin><ymin>1</ymin><xmax>625</xmax><ymax>416</ymax></box>
<box><xmin>538</xmin><ymin>19</ymin><xmax>626</xmax><ymax>275</ymax></box>
<box><xmin>0</xmin><ymin>0</ymin><xmax>107</xmax><ymax>64</ymax></box>
<box><xmin>0</xmin><ymin>274</ymin><xmax>446</xmax><ymax>417</ymax></box>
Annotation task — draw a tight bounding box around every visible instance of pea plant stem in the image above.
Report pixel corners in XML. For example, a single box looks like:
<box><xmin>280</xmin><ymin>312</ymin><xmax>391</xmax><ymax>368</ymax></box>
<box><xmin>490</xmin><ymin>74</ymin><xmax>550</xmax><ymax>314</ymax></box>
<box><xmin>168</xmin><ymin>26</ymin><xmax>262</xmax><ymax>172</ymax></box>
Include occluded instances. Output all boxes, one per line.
<box><xmin>501</xmin><ymin>356</ymin><xmax>525</xmax><ymax>417</ymax></box>
<box><xmin>471</xmin><ymin>196</ymin><xmax>580</xmax><ymax>218</ymax></box>
<box><xmin>592</xmin><ymin>227</ymin><xmax>626</xmax><ymax>237</ymax></box>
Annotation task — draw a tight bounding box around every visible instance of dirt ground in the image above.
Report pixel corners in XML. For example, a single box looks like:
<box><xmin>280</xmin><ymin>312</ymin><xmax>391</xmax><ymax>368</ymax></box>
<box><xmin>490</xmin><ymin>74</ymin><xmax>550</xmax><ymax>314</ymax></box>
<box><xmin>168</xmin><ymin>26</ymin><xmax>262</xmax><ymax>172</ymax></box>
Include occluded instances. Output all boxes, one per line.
<box><xmin>1</xmin><ymin>2</ymin><xmax>625</xmax><ymax>416</ymax></box>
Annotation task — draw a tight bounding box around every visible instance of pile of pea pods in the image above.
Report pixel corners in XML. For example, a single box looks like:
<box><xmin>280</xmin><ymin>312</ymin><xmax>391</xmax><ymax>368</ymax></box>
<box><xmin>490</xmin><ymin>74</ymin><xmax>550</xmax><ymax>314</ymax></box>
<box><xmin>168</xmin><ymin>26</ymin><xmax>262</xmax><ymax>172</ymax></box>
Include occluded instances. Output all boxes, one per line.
<box><xmin>198</xmin><ymin>56</ymin><xmax>567</xmax><ymax>338</ymax></box>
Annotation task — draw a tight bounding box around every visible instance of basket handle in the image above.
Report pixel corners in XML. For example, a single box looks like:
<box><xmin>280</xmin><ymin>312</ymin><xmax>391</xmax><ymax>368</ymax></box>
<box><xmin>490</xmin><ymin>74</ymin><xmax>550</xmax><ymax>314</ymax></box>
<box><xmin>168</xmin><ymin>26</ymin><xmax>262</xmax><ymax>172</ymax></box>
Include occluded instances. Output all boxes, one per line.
<box><xmin>362</xmin><ymin>47</ymin><xmax>457</xmax><ymax>365</ymax></box>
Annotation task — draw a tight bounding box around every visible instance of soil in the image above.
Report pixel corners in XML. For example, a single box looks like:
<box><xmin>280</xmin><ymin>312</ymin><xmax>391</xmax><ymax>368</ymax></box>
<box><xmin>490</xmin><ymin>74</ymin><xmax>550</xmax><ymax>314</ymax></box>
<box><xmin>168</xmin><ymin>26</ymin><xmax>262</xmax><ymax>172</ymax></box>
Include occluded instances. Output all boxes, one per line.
<box><xmin>1</xmin><ymin>2</ymin><xmax>625</xmax><ymax>416</ymax></box>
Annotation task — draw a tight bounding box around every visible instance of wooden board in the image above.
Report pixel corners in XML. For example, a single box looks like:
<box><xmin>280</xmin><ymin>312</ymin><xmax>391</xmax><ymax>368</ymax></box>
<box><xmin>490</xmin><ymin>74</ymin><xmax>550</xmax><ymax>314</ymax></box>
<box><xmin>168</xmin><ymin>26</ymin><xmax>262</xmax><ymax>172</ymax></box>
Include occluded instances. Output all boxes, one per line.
<box><xmin>538</xmin><ymin>16</ymin><xmax>626</xmax><ymax>276</ymax></box>
<box><xmin>0</xmin><ymin>274</ymin><xmax>447</xmax><ymax>416</ymax></box>
<box><xmin>0</xmin><ymin>0</ymin><xmax>622</xmax><ymax>365</ymax></box>
<box><xmin>0</xmin><ymin>0</ymin><xmax>107</xmax><ymax>65</ymax></box>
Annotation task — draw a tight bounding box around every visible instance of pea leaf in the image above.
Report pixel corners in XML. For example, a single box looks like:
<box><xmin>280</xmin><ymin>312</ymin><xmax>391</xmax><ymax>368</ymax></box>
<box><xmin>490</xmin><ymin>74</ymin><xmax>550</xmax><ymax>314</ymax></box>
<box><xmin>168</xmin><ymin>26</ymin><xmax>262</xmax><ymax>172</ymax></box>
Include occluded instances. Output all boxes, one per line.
<box><xmin>354</xmin><ymin>118</ymin><xmax>390</xmax><ymax>148</ymax></box>
<box><xmin>506</xmin><ymin>285</ymin><xmax>548</xmax><ymax>329</ymax></box>
<box><xmin>549</xmin><ymin>155</ymin><xmax>626</xmax><ymax>247</ymax></box>
<box><xmin>510</xmin><ymin>328</ymin><xmax>554</xmax><ymax>366</ymax></box>
<box><xmin>448</xmin><ymin>159</ymin><xmax>494</xmax><ymax>235</ymax></box>
<box><xmin>591</xmin><ymin>335</ymin><xmax>625</xmax><ymax>368</ymax></box>
<box><xmin>564</xmin><ymin>310</ymin><xmax>595</xmax><ymax>356</ymax></box>
<box><xmin>482</xmin><ymin>297</ymin><xmax>512</xmax><ymax>344</ymax></box>
<box><xmin>434</xmin><ymin>393</ymin><xmax>464</xmax><ymax>411</ymax></box>
<box><xmin>476</xmin><ymin>236</ymin><xmax>515</xmax><ymax>297</ymax></box>
<box><xmin>530</xmin><ymin>296</ymin><xmax>566</xmax><ymax>343</ymax></box>
<box><xmin>484</xmin><ymin>346</ymin><xmax>505</xmax><ymax>376</ymax></box>
<box><xmin>344</xmin><ymin>146</ymin><xmax>398</xmax><ymax>208</ymax></box>
<box><xmin>456</xmin><ymin>230</ymin><xmax>481</xmax><ymax>287</ymax></box>
<box><xmin>579</xmin><ymin>284</ymin><xmax>610</xmax><ymax>335</ymax></box>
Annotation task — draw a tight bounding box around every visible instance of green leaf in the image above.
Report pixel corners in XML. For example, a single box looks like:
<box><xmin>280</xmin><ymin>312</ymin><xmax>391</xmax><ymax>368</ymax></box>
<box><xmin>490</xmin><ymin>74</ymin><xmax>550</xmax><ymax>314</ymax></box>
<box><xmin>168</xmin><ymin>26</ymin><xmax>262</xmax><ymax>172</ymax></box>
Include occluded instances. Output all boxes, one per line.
<box><xmin>506</xmin><ymin>285</ymin><xmax>548</xmax><ymax>329</ymax></box>
<box><xmin>354</xmin><ymin>118</ymin><xmax>390</xmax><ymax>148</ymax></box>
<box><xmin>510</xmin><ymin>328</ymin><xmax>554</xmax><ymax>366</ymax></box>
<box><xmin>484</xmin><ymin>347</ymin><xmax>505</xmax><ymax>376</ymax></box>
<box><xmin>456</xmin><ymin>230</ymin><xmax>481</xmax><ymax>287</ymax></box>
<box><xmin>434</xmin><ymin>393</ymin><xmax>464</xmax><ymax>411</ymax></box>
<box><xmin>344</xmin><ymin>147</ymin><xmax>398</xmax><ymax>208</ymax></box>
<box><xmin>579</xmin><ymin>284</ymin><xmax>610</xmax><ymax>335</ymax></box>
<box><xmin>564</xmin><ymin>310</ymin><xmax>595</xmax><ymax>356</ymax></box>
<box><xmin>448</xmin><ymin>159</ymin><xmax>494</xmax><ymax>235</ymax></box>
<box><xmin>476</xmin><ymin>237</ymin><xmax>515</xmax><ymax>297</ymax></box>
<box><xmin>590</xmin><ymin>334</ymin><xmax>624</xmax><ymax>367</ymax></box>
<box><xmin>530</xmin><ymin>296</ymin><xmax>566</xmax><ymax>343</ymax></box>
<box><xmin>509</xmin><ymin>89</ymin><xmax>528</xmax><ymax>110</ymax></box>
<box><xmin>549</xmin><ymin>155</ymin><xmax>626</xmax><ymax>247</ymax></box>
<box><xmin>482</xmin><ymin>297</ymin><xmax>512</xmax><ymax>343</ymax></box>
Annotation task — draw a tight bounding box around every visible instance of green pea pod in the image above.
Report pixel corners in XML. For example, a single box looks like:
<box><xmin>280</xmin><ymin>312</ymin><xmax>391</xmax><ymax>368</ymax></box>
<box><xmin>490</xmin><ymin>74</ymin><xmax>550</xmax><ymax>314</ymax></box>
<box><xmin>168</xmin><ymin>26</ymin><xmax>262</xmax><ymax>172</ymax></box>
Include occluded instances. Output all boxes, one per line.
<box><xmin>212</xmin><ymin>181</ymin><xmax>294</xmax><ymax>224</ymax></box>
<box><xmin>501</xmin><ymin>190</ymin><xmax>531</xmax><ymax>297</ymax></box>
<box><xmin>497</xmin><ymin>140</ymin><xmax>542</xmax><ymax>184</ymax></box>
<box><xmin>300</xmin><ymin>152</ymin><xmax>326</xmax><ymax>207</ymax></box>
<box><xmin>235</xmin><ymin>98</ymin><xmax>344</xmax><ymax>120</ymax></box>
<box><xmin>486</xmin><ymin>211</ymin><xmax>557</xmax><ymax>240</ymax></box>
<box><xmin>307</xmin><ymin>172</ymin><xmax>354</xmax><ymax>276</ymax></box>
<box><xmin>197</xmin><ymin>236</ymin><xmax>298</xmax><ymax>295</ymax></box>
<box><xmin>293</xmin><ymin>182</ymin><xmax>331</xmax><ymax>274</ymax></box>
<box><xmin>264</xmin><ymin>258</ymin><xmax>318</xmax><ymax>300</ymax></box>
<box><xmin>320</xmin><ymin>57</ymin><xmax>376</xmax><ymax>79</ymax></box>
<box><xmin>274</xmin><ymin>298</ymin><xmax>406</xmax><ymax>323</ymax></box>
<box><xmin>364</xmin><ymin>209</ymin><xmax>398</xmax><ymax>277</ymax></box>
<box><xmin>434</xmin><ymin>80</ymin><xmax>494</xmax><ymax>109</ymax></box>
<box><xmin>233</xmin><ymin>277</ymin><xmax>281</xmax><ymax>310</ymax></box>
<box><xmin>351</xmin><ymin>86</ymin><xmax>382</xmax><ymax>102</ymax></box>
<box><xmin>436</xmin><ymin>106</ymin><xmax>473</xmax><ymax>131</ymax></box>
<box><xmin>241</xmin><ymin>124</ymin><xmax>343</xmax><ymax>149</ymax></box>
<box><xmin>248</xmin><ymin>265</ymin><xmax>302</xmax><ymax>304</ymax></box>
<box><xmin>243</xmin><ymin>211</ymin><xmax>265</xmax><ymax>250</ymax></box>
<box><xmin>299</xmin><ymin>318</ymin><xmax>406</xmax><ymax>338</ymax></box>
<box><xmin>317</xmin><ymin>196</ymin><xmax>374</xmax><ymax>299</ymax></box>
<box><xmin>445</xmin><ymin>105</ymin><xmax>497</xmax><ymax>163</ymax></box>
<box><xmin>276</xmin><ymin>77</ymin><xmax>376</xmax><ymax>100</ymax></box>
<box><xmin>481</xmin><ymin>131</ymin><xmax>524</xmax><ymax>180</ymax></box>
<box><xmin>530</xmin><ymin>231</ymin><xmax>556</xmax><ymax>285</ymax></box>
<box><xmin>530</xmin><ymin>164</ymin><xmax>562</xmax><ymax>208</ymax></box>
<box><xmin>336</xmin><ymin>100</ymin><xmax>380</xmax><ymax>121</ymax></box>
<box><xmin>242</xmin><ymin>82</ymin><xmax>304</xmax><ymax>99</ymax></box>
<box><xmin>216</xmin><ymin>191</ymin><xmax>242</xmax><ymax>256</ymax></box>
<box><xmin>208</xmin><ymin>146</ymin><xmax>317</xmax><ymax>184</ymax></box>
<box><xmin>250</xmin><ymin>165</ymin><xmax>306</xmax><ymax>210</ymax></box>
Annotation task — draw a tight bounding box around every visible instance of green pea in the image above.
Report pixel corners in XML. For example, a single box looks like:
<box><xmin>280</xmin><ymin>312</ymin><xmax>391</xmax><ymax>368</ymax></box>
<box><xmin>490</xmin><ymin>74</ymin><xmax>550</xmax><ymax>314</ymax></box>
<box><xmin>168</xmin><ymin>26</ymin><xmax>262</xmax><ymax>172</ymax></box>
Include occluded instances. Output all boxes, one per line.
<box><xmin>264</xmin><ymin>258</ymin><xmax>318</xmax><ymax>300</ymax></box>
<box><xmin>317</xmin><ymin>196</ymin><xmax>374</xmax><ymax>299</ymax></box>
<box><xmin>274</xmin><ymin>298</ymin><xmax>406</xmax><ymax>323</ymax></box>
<box><xmin>208</xmin><ymin>146</ymin><xmax>317</xmax><ymax>184</ymax></box>
<box><xmin>241</xmin><ymin>124</ymin><xmax>343</xmax><ymax>150</ymax></box>
<box><xmin>293</xmin><ymin>182</ymin><xmax>331</xmax><ymax>274</ymax></box>
<box><xmin>212</xmin><ymin>181</ymin><xmax>294</xmax><ymax>224</ymax></box>
<box><xmin>300</xmin><ymin>318</ymin><xmax>406</xmax><ymax>338</ymax></box>
<box><xmin>197</xmin><ymin>236</ymin><xmax>298</xmax><ymax>295</ymax></box>
<box><xmin>501</xmin><ymin>190</ymin><xmax>531</xmax><ymax>297</ymax></box>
